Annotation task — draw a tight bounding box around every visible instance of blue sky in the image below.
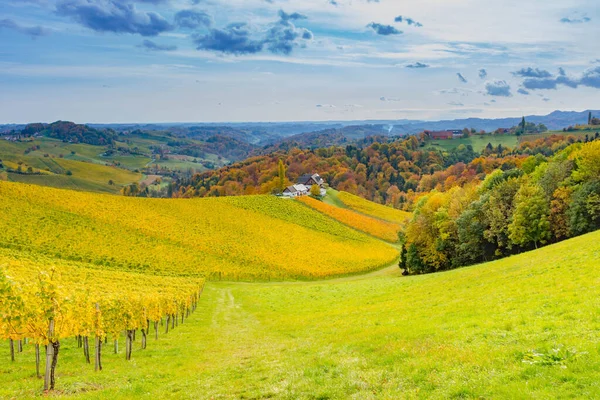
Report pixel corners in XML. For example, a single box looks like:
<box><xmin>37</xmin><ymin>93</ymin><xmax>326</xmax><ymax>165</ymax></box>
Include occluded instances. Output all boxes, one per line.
<box><xmin>0</xmin><ymin>0</ymin><xmax>599</xmax><ymax>123</ymax></box>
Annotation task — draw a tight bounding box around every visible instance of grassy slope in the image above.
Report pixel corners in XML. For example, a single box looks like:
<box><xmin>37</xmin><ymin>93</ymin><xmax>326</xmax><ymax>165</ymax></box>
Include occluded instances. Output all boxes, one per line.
<box><xmin>0</xmin><ymin>134</ymin><xmax>225</xmax><ymax>193</ymax></box>
<box><xmin>0</xmin><ymin>139</ymin><xmax>144</xmax><ymax>193</ymax></box>
<box><xmin>426</xmin><ymin>134</ymin><xmax>518</xmax><ymax>152</ymax></box>
<box><xmin>426</xmin><ymin>131</ymin><xmax>599</xmax><ymax>152</ymax></box>
<box><xmin>2</xmin><ymin>230</ymin><xmax>599</xmax><ymax>398</ymax></box>
<box><xmin>3</xmin><ymin>159</ymin><xmax>142</xmax><ymax>194</ymax></box>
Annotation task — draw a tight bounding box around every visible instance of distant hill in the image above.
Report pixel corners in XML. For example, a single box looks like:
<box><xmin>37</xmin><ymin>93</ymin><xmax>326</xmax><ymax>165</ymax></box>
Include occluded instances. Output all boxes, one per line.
<box><xmin>22</xmin><ymin>121</ymin><xmax>117</xmax><ymax>145</ymax></box>
<box><xmin>384</xmin><ymin>110</ymin><xmax>600</xmax><ymax>135</ymax></box>
<box><xmin>259</xmin><ymin>125</ymin><xmax>389</xmax><ymax>153</ymax></box>
<box><xmin>84</xmin><ymin>109</ymin><xmax>600</xmax><ymax>144</ymax></box>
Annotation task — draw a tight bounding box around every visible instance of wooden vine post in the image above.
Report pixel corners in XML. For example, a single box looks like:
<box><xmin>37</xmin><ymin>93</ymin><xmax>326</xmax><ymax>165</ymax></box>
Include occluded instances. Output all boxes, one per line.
<box><xmin>94</xmin><ymin>303</ymin><xmax>102</xmax><ymax>371</ymax></box>
<box><xmin>35</xmin><ymin>344</ymin><xmax>41</xmax><ymax>379</ymax></box>
<box><xmin>43</xmin><ymin>319</ymin><xmax>55</xmax><ymax>391</ymax></box>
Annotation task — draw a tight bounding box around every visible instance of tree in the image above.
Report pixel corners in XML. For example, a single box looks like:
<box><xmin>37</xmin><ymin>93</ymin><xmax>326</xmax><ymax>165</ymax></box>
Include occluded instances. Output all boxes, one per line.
<box><xmin>483</xmin><ymin>177</ymin><xmax>520</xmax><ymax>255</ymax></box>
<box><xmin>515</xmin><ymin>116</ymin><xmax>526</xmax><ymax>136</ymax></box>
<box><xmin>456</xmin><ymin>197</ymin><xmax>495</xmax><ymax>264</ymax></box>
<box><xmin>589</xmin><ymin>111</ymin><xmax>592</xmax><ymax>125</ymax></box>
<box><xmin>568</xmin><ymin>181</ymin><xmax>600</xmax><ymax>235</ymax></box>
<box><xmin>310</xmin><ymin>184</ymin><xmax>321</xmax><ymax>197</ymax></box>
<box><xmin>571</xmin><ymin>141</ymin><xmax>600</xmax><ymax>183</ymax></box>
<box><xmin>508</xmin><ymin>183</ymin><xmax>551</xmax><ymax>249</ymax></box>
<box><xmin>405</xmin><ymin>243</ymin><xmax>425</xmax><ymax>274</ymax></box>
<box><xmin>277</xmin><ymin>159</ymin><xmax>286</xmax><ymax>194</ymax></box>
<box><xmin>549</xmin><ymin>186</ymin><xmax>573</xmax><ymax>240</ymax></box>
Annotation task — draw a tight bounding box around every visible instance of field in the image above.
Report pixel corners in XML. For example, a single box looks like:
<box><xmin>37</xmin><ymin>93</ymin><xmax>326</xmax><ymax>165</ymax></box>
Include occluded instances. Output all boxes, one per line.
<box><xmin>0</xmin><ymin>134</ymin><xmax>228</xmax><ymax>194</ymax></box>
<box><xmin>336</xmin><ymin>191</ymin><xmax>412</xmax><ymax>225</ymax></box>
<box><xmin>298</xmin><ymin>195</ymin><xmax>402</xmax><ymax>243</ymax></box>
<box><xmin>2</xmin><ymin>229</ymin><xmax>599</xmax><ymax>398</ymax></box>
<box><xmin>426</xmin><ymin>130</ymin><xmax>600</xmax><ymax>152</ymax></box>
<box><xmin>426</xmin><ymin>134</ymin><xmax>518</xmax><ymax>152</ymax></box>
<box><xmin>0</xmin><ymin>157</ymin><xmax>142</xmax><ymax>194</ymax></box>
<box><xmin>0</xmin><ymin>181</ymin><xmax>398</xmax><ymax>281</ymax></box>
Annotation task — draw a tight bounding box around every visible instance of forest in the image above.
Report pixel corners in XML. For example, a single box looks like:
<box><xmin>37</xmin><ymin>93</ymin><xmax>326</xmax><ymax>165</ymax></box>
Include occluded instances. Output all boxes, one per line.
<box><xmin>171</xmin><ymin>132</ymin><xmax>599</xmax><ymax>208</ymax></box>
<box><xmin>401</xmin><ymin>139</ymin><xmax>600</xmax><ymax>274</ymax></box>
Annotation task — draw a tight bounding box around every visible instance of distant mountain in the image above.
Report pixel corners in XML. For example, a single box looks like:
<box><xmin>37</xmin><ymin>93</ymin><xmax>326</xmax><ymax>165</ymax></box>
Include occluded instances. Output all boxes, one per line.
<box><xmin>9</xmin><ymin>110</ymin><xmax>599</xmax><ymax>150</ymax></box>
<box><xmin>382</xmin><ymin>110</ymin><xmax>600</xmax><ymax>135</ymax></box>
<box><xmin>87</xmin><ymin>109</ymin><xmax>599</xmax><ymax>139</ymax></box>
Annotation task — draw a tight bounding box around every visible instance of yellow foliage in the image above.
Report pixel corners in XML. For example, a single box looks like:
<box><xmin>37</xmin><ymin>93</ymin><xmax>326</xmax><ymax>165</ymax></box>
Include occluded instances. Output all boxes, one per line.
<box><xmin>0</xmin><ymin>181</ymin><xmax>397</xmax><ymax>281</ymax></box>
<box><xmin>0</xmin><ymin>247</ymin><xmax>204</xmax><ymax>343</ymax></box>
<box><xmin>337</xmin><ymin>191</ymin><xmax>412</xmax><ymax>225</ymax></box>
<box><xmin>298</xmin><ymin>196</ymin><xmax>402</xmax><ymax>242</ymax></box>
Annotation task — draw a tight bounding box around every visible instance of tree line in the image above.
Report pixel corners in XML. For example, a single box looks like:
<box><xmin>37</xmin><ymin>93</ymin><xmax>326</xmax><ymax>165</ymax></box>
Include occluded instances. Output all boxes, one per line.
<box><xmin>169</xmin><ymin>132</ymin><xmax>594</xmax><ymax>211</ymax></box>
<box><xmin>400</xmin><ymin>139</ymin><xmax>600</xmax><ymax>274</ymax></box>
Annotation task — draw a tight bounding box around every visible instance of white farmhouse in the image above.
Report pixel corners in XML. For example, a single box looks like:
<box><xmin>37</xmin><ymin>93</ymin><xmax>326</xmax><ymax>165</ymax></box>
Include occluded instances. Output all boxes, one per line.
<box><xmin>282</xmin><ymin>184</ymin><xmax>309</xmax><ymax>197</ymax></box>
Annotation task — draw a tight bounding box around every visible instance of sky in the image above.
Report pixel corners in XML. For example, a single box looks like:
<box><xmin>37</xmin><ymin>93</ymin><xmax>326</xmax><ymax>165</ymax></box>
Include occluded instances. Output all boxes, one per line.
<box><xmin>0</xmin><ymin>0</ymin><xmax>599</xmax><ymax>123</ymax></box>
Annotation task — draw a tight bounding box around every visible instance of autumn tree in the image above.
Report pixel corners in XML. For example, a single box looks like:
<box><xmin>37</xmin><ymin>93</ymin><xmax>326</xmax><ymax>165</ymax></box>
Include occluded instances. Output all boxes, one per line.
<box><xmin>571</xmin><ymin>141</ymin><xmax>600</xmax><ymax>183</ymax></box>
<box><xmin>306</xmin><ymin>184</ymin><xmax>319</xmax><ymax>197</ymax></box>
<box><xmin>277</xmin><ymin>159</ymin><xmax>286</xmax><ymax>194</ymax></box>
<box><xmin>549</xmin><ymin>186</ymin><xmax>573</xmax><ymax>240</ymax></box>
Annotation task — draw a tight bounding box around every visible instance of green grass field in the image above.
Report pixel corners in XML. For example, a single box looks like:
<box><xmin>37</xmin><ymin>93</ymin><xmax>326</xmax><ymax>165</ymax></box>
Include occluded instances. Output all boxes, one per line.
<box><xmin>426</xmin><ymin>134</ymin><xmax>518</xmax><ymax>152</ymax></box>
<box><xmin>1</xmin><ymin>158</ymin><xmax>142</xmax><ymax>194</ymax></box>
<box><xmin>0</xmin><ymin>134</ymin><xmax>228</xmax><ymax>193</ymax></box>
<box><xmin>2</xmin><ymin>228</ymin><xmax>599</xmax><ymax>399</ymax></box>
<box><xmin>426</xmin><ymin>130</ymin><xmax>600</xmax><ymax>152</ymax></box>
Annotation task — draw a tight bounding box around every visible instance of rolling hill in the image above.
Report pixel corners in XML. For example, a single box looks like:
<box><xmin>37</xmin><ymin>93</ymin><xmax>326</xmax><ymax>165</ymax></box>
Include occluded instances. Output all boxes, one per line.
<box><xmin>0</xmin><ymin>181</ymin><xmax>398</xmax><ymax>281</ymax></box>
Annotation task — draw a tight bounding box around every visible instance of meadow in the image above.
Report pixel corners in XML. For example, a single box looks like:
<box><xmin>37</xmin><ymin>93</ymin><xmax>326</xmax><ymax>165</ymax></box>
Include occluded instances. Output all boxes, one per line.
<box><xmin>425</xmin><ymin>134</ymin><xmax>518</xmax><ymax>152</ymax></box>
<box><xmin>425</xmin><ymin>130</ymin><xmax>599</xmax><ymax>152</ymax></box>
<box><xmin>0</xmin><ymin>182</ymin><xmax>398</xmax><ymax>280</ymax></box>
<box><xmin>2</xmin><ymin>229</ymin><xmax>598</xmax><ymax>398</ymax></box>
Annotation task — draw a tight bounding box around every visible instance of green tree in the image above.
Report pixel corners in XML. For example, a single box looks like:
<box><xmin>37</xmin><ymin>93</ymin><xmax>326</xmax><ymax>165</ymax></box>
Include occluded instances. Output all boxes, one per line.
<box><xmin>589</xmin><ymin>111</ymin><xmax>592</xmax><ymax>125</ymax></box>
<box><xmin>508</xmin><ymin>183</ymin><xmax>551</xmax><ymax>249</ymax></box>
<box><xmin>406</xmin><ymin>243</ymin><xmax>425</xmax><ymax>274</ymax></box>
<box><xmin>568</xmin><ymin>181</ymin><xmax>600</xmax><ymax>235</ymax></box>
<box><xmin>456</xmin><ymin>197</ymin><xmax>495</xmax><ymax>265</ymax></box>
<box><xmin>483</xmin><ymin>177</ymin><xmax>520</xmax><ymax>255</ymax></box>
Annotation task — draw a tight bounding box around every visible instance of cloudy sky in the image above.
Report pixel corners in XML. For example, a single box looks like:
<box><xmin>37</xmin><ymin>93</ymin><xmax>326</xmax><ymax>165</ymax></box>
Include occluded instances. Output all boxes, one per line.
<box><xmin>0</xmin><ymin>0</ymin><xmax>599</xmax><ymax>123</ymax></box>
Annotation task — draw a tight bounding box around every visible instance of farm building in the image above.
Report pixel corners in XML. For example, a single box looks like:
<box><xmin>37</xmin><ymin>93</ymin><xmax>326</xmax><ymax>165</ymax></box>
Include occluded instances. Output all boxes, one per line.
<box><xmin>297</xmin><ymin>173</ymin><xmax>325</xmax><ymax>187</ymax></box>
<box><xmin>282</xmin><ymin>173</ymin><xmax>327</xmax><ymax>197</ymax></box>
<box><xmin>426</xmin><ymin>130</ymin><xmax>454</xmax><ymax>140</ymax></box>
<box><xmin>283</xmin><ymin>184</ymin><xmax>309</xmax><ymax>197</ymax></box>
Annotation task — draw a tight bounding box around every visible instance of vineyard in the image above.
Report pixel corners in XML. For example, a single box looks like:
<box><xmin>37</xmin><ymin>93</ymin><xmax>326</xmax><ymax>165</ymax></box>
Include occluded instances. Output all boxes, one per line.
<box><xmin>0</xmin><ymin>246</ymin><xmax>204</xmax><ymax>392</ymax></box>
<box><xmin>337</xmin><ymin>191</ymin><xmax>412</xmax><ymax>225</ymax></box>
<box><xmin>298</xmin><ymin>196</ymin><xmax>402</xmax><ymax>242</ymax></box>
<box><xmin>0</xmin><ymin>181</ymin><xmax>398</xmax><ymax>280</ymax></box>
